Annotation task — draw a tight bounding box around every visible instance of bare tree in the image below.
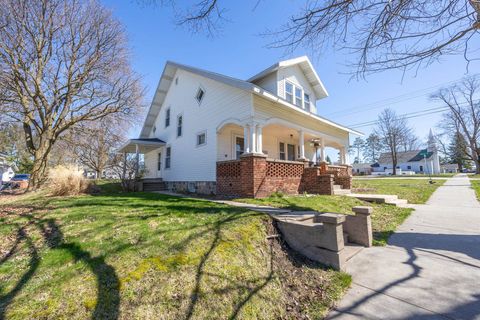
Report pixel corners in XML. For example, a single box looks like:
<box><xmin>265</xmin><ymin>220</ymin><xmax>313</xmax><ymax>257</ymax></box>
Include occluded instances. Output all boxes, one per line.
<box><xmin>145</xmin><ymin>0</ymin><xmax>480</xmax><ymax>76</ymax></box>
<box><xmin>362</xmin><ymin>133</ymin><xmax>382</xmax><ymax>163</ymax></box>
<box><xmin>64</xmin><ymin>118</ymin><xmax>128</xmax><ymax>178</ymax></box>
<box><xmin>432</xmin><ymin>76</ymin><xmax>480</xmax><ymax>173</ymax></box>
<box><xmin>0</xmin><ymin>0</ymin><xmax>143</xmax><ymax>189</ymax></box>
<box><xmin>375</xmin><ymin>108</ymin><xmax>411</xmax><ymax>175</ymax></box>
<box><xmin>398</xmin><ymin>128</ymin><xmax>420</xmax><ymax>152</ymax></box>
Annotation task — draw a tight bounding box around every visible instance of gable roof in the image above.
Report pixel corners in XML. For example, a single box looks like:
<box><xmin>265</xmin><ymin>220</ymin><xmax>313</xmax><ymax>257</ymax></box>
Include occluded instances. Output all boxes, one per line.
<box><xmin>139</xmin><ymin>59</ymin><xmax>360</xmax><ymax>138</ymax></box>
<box><xmin>378</xmin><ymin>149</ymin><xmax>434</xmax><ymax>164</ymax></box>
<box><xmin>247</xmin><ymin>56</ymin><xmax>328</xmax><ymax>100</ymax></box>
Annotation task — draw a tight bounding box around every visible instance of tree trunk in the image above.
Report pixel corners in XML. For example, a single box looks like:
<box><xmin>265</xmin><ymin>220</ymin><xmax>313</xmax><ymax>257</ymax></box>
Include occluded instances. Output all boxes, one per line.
<box><xmin>29</xmin><ymin>145</ymin><xmax>51</xmax><ymax>190</ymax></box>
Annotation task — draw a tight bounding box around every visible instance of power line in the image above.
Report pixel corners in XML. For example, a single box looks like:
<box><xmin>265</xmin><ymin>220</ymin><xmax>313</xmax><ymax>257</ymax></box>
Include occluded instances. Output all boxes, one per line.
<box><xmin>323</xmin><ymin>75</ymin><xmax>479</xmax><ymax>119</ymax></box>
<box><xmin>348</xmin><ymin>106</ymin><xmax>449</xmax><ymax>128</ymax></box>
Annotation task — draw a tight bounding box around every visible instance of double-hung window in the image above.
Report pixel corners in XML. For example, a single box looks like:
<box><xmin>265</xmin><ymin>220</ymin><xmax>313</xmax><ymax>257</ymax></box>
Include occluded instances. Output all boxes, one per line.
<box><xmin>165</xmin><ymin>147</ymin><xmax>171</xmax><ymax>169</ymax></box>
<box><xmin>294</xmin><ymin>87</ymin><xmax>302</xmax><ymax>107</ymax></box>
<box><xmin>279</xmin><ymin>142</ymin><xmax>286</xmax><ymax>160</ymax></box>
<box><xmin>165</xmin><ymin>108</ymin><xmax>170</xmax><ymax>127</ymax></box>
<box><xmin>286</xmin><ymin>81</ymin><xmax>309</xmax><ymax>110</ymax></box>
<box><xmin>177</xmin><ymin>115</ymin><xmax>183</xmax><ymax>137</ymax></box>
<box><xmin>285</xmin><ymin>82</ymin><xmax>294</xmax><ymax>103</ymax></box>
<box><xmin>196</xmin><ymin>132</ymin><xmax>206</xmax><ymax>146</ymax></box>
<box><xmin>303</xmin><ymin>93</ymin><xmax>310</xmax><ymax>111</ymax></box>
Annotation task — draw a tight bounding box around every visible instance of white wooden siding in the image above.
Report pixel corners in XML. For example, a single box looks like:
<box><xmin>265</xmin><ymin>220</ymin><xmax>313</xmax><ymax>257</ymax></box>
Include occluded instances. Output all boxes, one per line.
<box><xmin>144</xmin><ymin>68</ymin><xmax>251</xmax><ymax>181</ymax></box>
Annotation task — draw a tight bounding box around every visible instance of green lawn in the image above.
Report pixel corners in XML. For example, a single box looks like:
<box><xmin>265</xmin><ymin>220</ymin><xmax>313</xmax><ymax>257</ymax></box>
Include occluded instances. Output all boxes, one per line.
<box><xmin>352</xmin><ymin>178</ymin><xmax>446</xmax><ymax>204</ymax></box>
<box><xmin>236</xmin><ymin>195</ymin><xmax>412</xmax><ymax>246</ymax></box>
<box><xmin>0</xmin><ymin>184</ymin><xmax>350</xmax><ymax>319</ymax></box>
<box><xmin>470</xmin><ymin>180</ymin><xmax>480</xmax><ymax>199</ymax></box>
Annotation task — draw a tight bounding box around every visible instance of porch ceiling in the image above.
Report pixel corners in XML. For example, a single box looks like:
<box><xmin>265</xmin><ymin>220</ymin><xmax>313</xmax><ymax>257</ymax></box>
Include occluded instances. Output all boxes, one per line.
<box><xmin>262</xmin><ymin>124</ymin><xmax>344</xmax><ymax>148</ymax></box>
<box><xmin>118</xmin><ymin>138</ymin><xmax>166</xmax><ymax>154</ymax></box>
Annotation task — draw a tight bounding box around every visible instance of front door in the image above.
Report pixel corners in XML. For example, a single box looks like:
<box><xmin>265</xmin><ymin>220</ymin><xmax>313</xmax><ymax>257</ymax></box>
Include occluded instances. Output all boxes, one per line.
<box><xmin>287</xmin><ymin>144</ymin><xmax>296</xmax><ymax>161</ymax></box>
<box><xmin>235</xmin><ymin>137</ymin><xmax>244</xmax><ymax>159</ymax></box>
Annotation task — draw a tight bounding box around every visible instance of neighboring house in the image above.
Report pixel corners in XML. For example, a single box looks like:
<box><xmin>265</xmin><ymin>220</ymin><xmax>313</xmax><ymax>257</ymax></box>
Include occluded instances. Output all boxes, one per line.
<box><xmin>441</xmin><ymin>164</ymin><xmax>459</xmax><ymax>174</ymax></box>
<box><xmin>352</xmin><ymin>163</ymin><xmax>373</xmax><ymax>176</ymax></box>
<box><xmin>372</xmin><ymin>130</ymin><xmax>441</xmax><ymax>175</ymax></box>
<box><xmin>0</xmin><ymin>152</ymin><xmax>15</xmax><ymax>183</ymax></box>
<box><xmin>120</xmin><ymin>56</ymin><xmax>361</xmax><ymax>197</ymax></box>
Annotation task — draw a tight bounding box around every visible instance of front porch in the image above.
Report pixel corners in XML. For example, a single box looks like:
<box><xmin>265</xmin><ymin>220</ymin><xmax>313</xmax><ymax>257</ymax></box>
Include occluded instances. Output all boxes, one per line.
<box><xmin>216</xmin><ymin>119</ymin><xmax>352</xmax><ymax>198</ymax></box>
<box><xmin>216</xmin><ymin>154</ymin><xmax>352</xmax><ymax>198</ymax></box>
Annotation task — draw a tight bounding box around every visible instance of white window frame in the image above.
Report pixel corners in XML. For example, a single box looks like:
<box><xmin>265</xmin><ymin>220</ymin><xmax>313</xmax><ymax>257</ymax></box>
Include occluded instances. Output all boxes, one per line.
<box><xmin>279</xmin><ymin>141</ymin><xmax>286</xmax><ymax>160</ymax></box>
<box><xmin>196</xmin><ymin>130</ymin><xmax>207</xmax><ymax>147</ymax></box>
<box><xmin>165</xmin><ymin>146</ymin><xmax>171</xmax><ymax>169</ymax></box>
<box><xmin>285</xmin><ymin>80</ymin><xmax>305</xmax><ymax>109</ymax></box>
<box><xmin>285</xmin><ymin>81</ymin><xmax>294</xmax><ymax>104</ymax></box>
<box><xmin>303</xmin><ymin>92</ymin><xmax>311</xmax><ymax>111</ymax></box>
<box><xmin>195</xmin><ymin>86</ymin><xmax>205</xmax><ymax>104</ymax></box>
<box><xmin>165</xmin><ymin>107</ymin><xmax>171</xmax><ymax>128</ymax></box>
<box><xmin>177</xmin><ymin>114</ymin><xmax>183</xmax><ymax>138</ymax></box>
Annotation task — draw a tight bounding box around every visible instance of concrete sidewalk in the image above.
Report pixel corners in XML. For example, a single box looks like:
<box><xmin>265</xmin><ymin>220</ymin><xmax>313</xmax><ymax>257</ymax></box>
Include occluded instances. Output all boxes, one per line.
<box><xmin>328</xmin><ymin>174</ymin><xmax>480</xmax><ymax>320</ymax></box>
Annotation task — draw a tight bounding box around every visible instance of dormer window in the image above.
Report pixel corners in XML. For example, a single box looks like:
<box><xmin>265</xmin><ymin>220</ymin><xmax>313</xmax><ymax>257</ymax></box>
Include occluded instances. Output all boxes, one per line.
<box><xmin>303</xmin><ymin>93</ymin><xmax>310</xmax><ymax>111</ymax></box>
<box><xmin>196</xmin><ymin>87</ymin><xmax>205</xmax><ymax>104</ymax></box>
<box><xmin>285</xmin><ymin>82</ymin><xmax>294</xmax><ymax>103</ymax></box>
<box><xmin>295</xmin><ymin>87</ymin><xmax>302</xmax><ymax>107</ymax></box>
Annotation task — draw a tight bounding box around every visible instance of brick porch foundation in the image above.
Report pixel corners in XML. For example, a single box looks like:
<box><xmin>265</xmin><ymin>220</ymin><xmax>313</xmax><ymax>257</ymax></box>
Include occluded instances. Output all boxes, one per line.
<box><xmin>217</xmin><ymin>154</ymin><xmax>352</xmax><ymax>198</ymax></box>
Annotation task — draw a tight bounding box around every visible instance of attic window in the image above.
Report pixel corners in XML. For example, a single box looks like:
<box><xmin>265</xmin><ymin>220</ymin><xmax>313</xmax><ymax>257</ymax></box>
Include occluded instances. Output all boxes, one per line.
<box><xmin>285</xmin><ymin>82</ymin><xmax>293</xmax><ymax>103</ymax></box>
<box><xmin>303</xmin><ymin>93</ymin><xmax>310</xmax><ymax>111</ymax></box>
<box><xmin>196</xmin><ymin>87</ymin><xmax>205</xmax><ymax>104</ymax></box>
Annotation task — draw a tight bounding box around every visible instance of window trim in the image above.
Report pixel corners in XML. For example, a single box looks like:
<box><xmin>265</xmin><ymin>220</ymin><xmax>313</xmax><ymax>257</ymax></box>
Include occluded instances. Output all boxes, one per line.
<box><xmin>196</xmin><ymin>130</ymin><xmax>207</xmax><ymax>147</ymax></box>
<box><xmin>285</xmin><ymin>81</ymin><xmax>294</xmax><ymax>104</ymax></box>
<box><xmin>195</xmin><ymin>86</ymin><xmax>205</xmax><ymax>104</ymax></box>
<box><xmin>165</xmin><ymin>107</ymin><xmax>171</xmax><ymax>128</ymax></box>
<box><xmin>303</xmin><ymin>92</ymin><xmax>311</xmax><ymax>111</ymax></box>
<box><xmin>165</xmin><ymin>146</ymin><xmax>171</xmax><ymax>169</ymax></box>
<box><xmin>177</xmin><ymin>114</ymin><xmax>183</xmax><ymax>138</ymax></box>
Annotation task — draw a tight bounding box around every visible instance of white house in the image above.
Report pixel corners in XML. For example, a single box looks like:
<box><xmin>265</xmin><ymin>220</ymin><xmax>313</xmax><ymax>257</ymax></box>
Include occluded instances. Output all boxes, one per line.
<box><xmin>372</xmin><ymin>130</ymin><xmax>441</xmax><ymax>175</ymax></box>
<box><xmin>120</xmin><ymin>56</ymin><xmax>361</xmax><ymax>197</ymax></box>
<box><xmin>0</xmin><ymin>152</ymin><xmax>15</xmax><ymax>183</ymax></box>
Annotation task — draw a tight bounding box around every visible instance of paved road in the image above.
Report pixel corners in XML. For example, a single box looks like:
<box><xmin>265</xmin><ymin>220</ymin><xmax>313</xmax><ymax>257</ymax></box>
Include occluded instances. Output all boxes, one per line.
<box><xmin>328</xmin><ymin>174</ymin><xmax>480</xmax><ymax>320</ymax></box>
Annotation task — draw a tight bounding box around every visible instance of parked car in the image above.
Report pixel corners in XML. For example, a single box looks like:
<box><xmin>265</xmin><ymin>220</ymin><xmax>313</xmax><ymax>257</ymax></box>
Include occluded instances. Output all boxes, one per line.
<box><xmin>11</xmin><ymin>174</ymin><xmax>30</xmax><ymax>181</ymax></box>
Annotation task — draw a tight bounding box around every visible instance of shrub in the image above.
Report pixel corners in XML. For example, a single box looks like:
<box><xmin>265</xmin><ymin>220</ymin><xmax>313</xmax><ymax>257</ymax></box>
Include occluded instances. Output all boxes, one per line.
<box><xmin>47</xmin><ymin>165</ymin><xmax>93</xmax><ymax>196</ymax></box>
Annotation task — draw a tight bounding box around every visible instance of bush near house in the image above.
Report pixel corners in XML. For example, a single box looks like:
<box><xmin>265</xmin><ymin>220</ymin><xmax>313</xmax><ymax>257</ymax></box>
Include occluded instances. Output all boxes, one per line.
<box><xmin>0</xmin><ymin>184</ymin><xmax>350</xmax><ymax>320</ymax></box>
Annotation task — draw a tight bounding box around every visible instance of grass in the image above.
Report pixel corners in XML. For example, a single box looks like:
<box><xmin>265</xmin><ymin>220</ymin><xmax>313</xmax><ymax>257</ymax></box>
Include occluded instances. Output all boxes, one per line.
<box><xmin>351</xmin><ymin>178</ymin><xmax>445</xmax><ymax>204</ymax></box>
<box><xmin>0</xmin><ymin>182</ymin><xmax>350</xmax><ymax>320</ymax></box>
<box><xmin>236</xmin><ymin>194</ymin><xmax>413</xmax><ymax>246</ymax></box>
<box><xmin>470</xmin><ymin>180</ymin><xmax>480</xmax><ymax>199</ymax></box>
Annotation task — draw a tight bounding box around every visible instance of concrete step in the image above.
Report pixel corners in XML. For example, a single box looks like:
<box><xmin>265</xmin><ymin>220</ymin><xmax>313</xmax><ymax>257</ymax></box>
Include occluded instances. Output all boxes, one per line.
<box><xmin>333</xmin><ymin>184</ymin><xmax>343</xmax><ymax>190</ymax></box>
<box><xmin>343</xmin><ymin>244</ymin><xmax>364</xmax><ymax>262</ymax></box>
<box><xmin>347</xmin><ymin>193</ymin><xmax>408</xmax><ymax>207</ymax></box>
<box><xmin>334</xmin><ymin>189</ymin><xmax>352</xmax><ymax>195</ymax></box>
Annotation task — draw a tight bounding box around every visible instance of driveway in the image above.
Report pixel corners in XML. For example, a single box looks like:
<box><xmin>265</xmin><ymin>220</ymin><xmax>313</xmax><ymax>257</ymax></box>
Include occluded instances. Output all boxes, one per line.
<box><xmin>328</xmin><ymin>174</ymin><xmax>480</xmax><ymax>319</ymax></box>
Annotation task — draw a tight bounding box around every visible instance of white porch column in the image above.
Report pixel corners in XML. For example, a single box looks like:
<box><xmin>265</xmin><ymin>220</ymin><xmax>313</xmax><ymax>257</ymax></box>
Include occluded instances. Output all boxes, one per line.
<box><xmin>250</xmin><ymin>123</ymin><xmax>257</xmax><ymax>153</ymax></box>
<box><xmin>298</xmin><ymin>130</ymin><xmax>305</xmax><ymax>159</ymax></box>
<box><xmin>244</xmin><ymin>125</ymin><xmax>250</xmax><ymax>153</ymax></box>
<box><xmin>256</xmin><ymin>124</ymin><xmax>263</xmax><ymax>154</ymax></box>
<box><xmin>320</xmin><ymin>137</ymin><xmax>325</xmax><ymax>162</ymax></box>
<box><xmin>340</xmin><ymin>147</ymin><xmax>346</xmax><ymax>165</ymax></box>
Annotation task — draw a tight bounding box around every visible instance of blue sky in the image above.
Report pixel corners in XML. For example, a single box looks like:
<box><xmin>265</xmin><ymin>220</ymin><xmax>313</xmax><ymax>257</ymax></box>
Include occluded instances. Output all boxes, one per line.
<box><xmin>104</xmin><ymin>0</ymin><xmax>477</xmax><ymax>151</ymax></box>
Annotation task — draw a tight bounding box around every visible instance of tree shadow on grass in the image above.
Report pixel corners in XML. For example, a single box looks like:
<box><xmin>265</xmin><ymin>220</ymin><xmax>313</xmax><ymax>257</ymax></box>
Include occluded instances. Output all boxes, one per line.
<box><xmin>0</xmin><ymin>206</ymin><xmax>120</xmax><ymax>320</ymax></box>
